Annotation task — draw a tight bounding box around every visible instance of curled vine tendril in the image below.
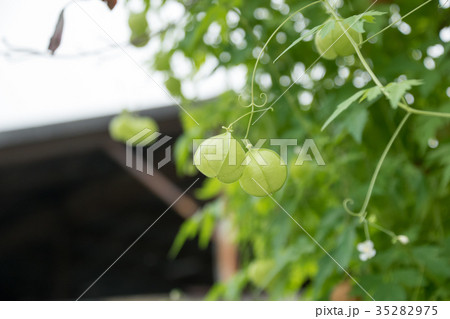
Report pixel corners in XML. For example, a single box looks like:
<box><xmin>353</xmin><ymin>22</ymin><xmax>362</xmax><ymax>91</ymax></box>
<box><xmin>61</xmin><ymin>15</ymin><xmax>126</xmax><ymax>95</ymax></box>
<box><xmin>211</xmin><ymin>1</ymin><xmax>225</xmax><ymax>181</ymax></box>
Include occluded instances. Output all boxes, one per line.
<box><xmin>237</xmin><ymin>93</ymin><xmax>268</xmax><ymax>108</ymax></box>
<box><xmin>238</xmin><ymin>94</ymin><xmax>253</xmax><ymax>108</ymax></box>
<box><xmin>343</xmin><ymin>199</ymin><xmax>361</xmax><ymax>217</ymax></box>
<box><xmin>343</xmin><ymin>198</ymin><xmax>368</xmax><ymax>224</ymax></box>
<box><xmin>253</xmin><ymin>93</ymin><xmax>268</xmax><ymax>107</ymax></box>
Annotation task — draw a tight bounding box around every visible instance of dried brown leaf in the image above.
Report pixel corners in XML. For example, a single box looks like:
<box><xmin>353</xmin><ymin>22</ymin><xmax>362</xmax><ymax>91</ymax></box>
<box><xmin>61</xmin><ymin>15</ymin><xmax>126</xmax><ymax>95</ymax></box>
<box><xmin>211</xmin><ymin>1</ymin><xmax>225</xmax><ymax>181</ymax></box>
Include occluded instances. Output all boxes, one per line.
<box><xmin>48</xmin><ymin>9</ymin><xmax>65</xmax><ymax>55</ymax></box>
<box><xmin>102</xmin><ymin>0</ymin><xmax>117</xmax><ymax>10</ymax></box>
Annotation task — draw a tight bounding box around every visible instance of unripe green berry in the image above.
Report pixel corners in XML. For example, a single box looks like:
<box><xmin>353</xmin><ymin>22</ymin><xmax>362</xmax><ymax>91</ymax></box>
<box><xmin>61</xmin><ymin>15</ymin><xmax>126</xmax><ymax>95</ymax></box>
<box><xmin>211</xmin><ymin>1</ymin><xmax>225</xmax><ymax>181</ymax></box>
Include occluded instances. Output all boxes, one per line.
<box><xmin>128</xmin><ymin>11</ymin><xmax>148</xmax><ymax>35</ymax></box>
<box><xmin>239</xmin><ymin>148</ymin><xmax>287</xmax><ymax>197</ymax></box>
<box><xmin>109</xmin><ymin>111</ymin><xmax>158</xmax><ymax>145</ymax></box>
<box><xmin>128</xmin><ymin>11</ymin><xmax>150</xmax><ymax>47</ymax></box>
<box><xmin>194</xmin><ymin>132</ymin><xmax>245</xmax><ymax>184</ymax></box>
<box><xmin>315</xmin><ymin>19</ymin><xmax>362</xmax><ymax>60</ymax></box>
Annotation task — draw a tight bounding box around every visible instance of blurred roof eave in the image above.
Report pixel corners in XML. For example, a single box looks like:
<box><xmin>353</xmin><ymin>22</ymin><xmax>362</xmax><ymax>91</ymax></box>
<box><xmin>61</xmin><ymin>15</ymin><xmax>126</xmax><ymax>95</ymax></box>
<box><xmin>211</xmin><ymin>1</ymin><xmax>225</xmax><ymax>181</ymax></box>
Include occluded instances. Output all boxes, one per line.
<box><xmin>0</xmin><ymin>104</ymin><xmax>179</xmax><ymax>150</ymax></box>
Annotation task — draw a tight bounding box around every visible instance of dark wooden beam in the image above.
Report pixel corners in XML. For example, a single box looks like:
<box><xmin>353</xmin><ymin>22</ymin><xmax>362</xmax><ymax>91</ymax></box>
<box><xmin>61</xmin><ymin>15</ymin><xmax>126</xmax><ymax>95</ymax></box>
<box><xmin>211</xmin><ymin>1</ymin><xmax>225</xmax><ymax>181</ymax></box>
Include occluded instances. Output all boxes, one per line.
<box><xmin>102</xmin><ymin>141</ymin><xmax>199</xmax><ymax>219</ymax></box>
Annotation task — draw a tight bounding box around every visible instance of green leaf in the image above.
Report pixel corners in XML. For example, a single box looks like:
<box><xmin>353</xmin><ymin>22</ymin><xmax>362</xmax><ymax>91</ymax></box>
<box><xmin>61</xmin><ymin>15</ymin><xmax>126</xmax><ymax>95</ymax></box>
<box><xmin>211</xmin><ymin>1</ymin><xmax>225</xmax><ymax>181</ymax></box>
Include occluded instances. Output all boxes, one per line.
<box><xmin>205</xmin><ymin>283</ymin><xmax>226</xmax><ymax>301</ymax></box>
<box><xmin>195</xmin><ymin>178</ymin><xmax>223</xmax><ymax>200</ymax></box>
<box><xmin>333</xmin><ymin>224</ymin><xmax>356</xmax><ymax>269</ymax></box>
<box><xmin>321</xmin><ymin>90</ymin><xmax>365</xmax><ymax>131</ymax></box>
<box><xmin>313</xmin><ymin>254</ymin><xmax>335</xmax><ymax>298</ymax></box>
<box><xmin>385</xmin><ymin>79</ymin><xmax>423</xmax><ymax>109</ymax></box>
<box><xmin>412</xmin><ymin>245</ymin><xmax>450</xmax><ymax>279</ymax></box>
<box><xmin>315</xmin><ymin>209</ymin><xmax>343</xmax><ymax>242</ymax></box>
<box><xmin>391</xmin><ymin>268</ymin><xmax>424</xmax><ymax>288</ymax></box>
<box><xmin>361</xmin><ymin>10</ymin><xmax>386</xmax><ymax>22</ymax></box>
<box><xmin>274</xmin><ymin>24</ymin><xmax>324</xmax><ymax>63</ymax></box>
<box><xmin>344</xmin><ymin>10</ymin><xmax>386</xmax><ymax>33</ymax></box>
<box><xmin>169</xmin><ymin>218</ymin><xmax>200</xmax><ymax>258</ymax></box>
<box><xmin>165</xmin><ymin>76</ymin><xmax>182</xmax><ymax>96</ymax></box>
<box><xmin>313</xmin><ymin>223</ymin><xmax>356</xmax><ymax>298</ymax></box>
<box><xmin>344</xmin><ymin>16</ymin><xmax>365</xmax><ymax>33</ymax></box>
<box><xmin>373</xmin><ymin>283</ymin><xmax>407</xmax><ymax>301</ymax></box>
<box><xmin>342</xmin><ymin>107</ymin><xmax>369</xmax><ymax>143</ymax></box>
<box><xmin>426</xmin><ymin>143</ymin><xmax>450</xmax><ymax>190</ymax></box>
<box><xmin>320</xmin><ymin>20</ymin><xmax>335</xmax><ymax>38</ymax></box>
<box><xmin>360</xmin><ymin>86</ymin><xmax>382</xmax><ymax>102</ymax></box>
<box><xmin>198</xmin><ymin>209</ymin><xmax>216</xmax><ymax>248</ymax></box>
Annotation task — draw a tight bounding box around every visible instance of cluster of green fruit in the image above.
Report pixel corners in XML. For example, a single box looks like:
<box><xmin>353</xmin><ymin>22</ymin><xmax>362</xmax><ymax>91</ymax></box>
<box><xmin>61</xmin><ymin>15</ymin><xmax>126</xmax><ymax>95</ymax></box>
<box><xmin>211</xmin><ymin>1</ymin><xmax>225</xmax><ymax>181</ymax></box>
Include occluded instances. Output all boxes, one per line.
<box><xmin>194</xmin><ymin>131</ymin><xmax>287</xmax><ymax>197</ymax></box>
<box><xmin>109</xmin><ymin>110</ymin><xmax>159</xmax><ymax>145</ymax></box>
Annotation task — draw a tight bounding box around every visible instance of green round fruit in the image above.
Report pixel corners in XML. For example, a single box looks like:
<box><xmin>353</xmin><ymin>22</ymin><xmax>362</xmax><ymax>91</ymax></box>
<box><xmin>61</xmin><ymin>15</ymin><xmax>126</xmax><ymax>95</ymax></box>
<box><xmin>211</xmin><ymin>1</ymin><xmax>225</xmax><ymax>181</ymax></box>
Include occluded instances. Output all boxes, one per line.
<box><xmin>128</xmin><ymin>11</ymin><xmax>148</xmax><ymax>35</ymax></box>
<box><xmin>128</xmin><ymin>11</ymin><xmax>150</xmax><ymax>47</ymax></box>
<box><xmin>314</xmin><ymin>19</ymin><xmax>362</xmax><ymax>60</ymax></box>
<box><xmin>239</xmin><ymin>148</ymin><xmax>287</xmax><ymax>197</ymax></box>
<box><xmin>109</xmin><ymin>111</ymin><xmax>159</xmax><ymax>145</ymax></box>
<box><xmin>194</xmin><ymin>132</ymin><xmax>245</xmax><ymax>184</ymax></box>
<box><xmin>130</xmin><ymin>32</ymin><xmax>150</xmax><ymax>47</ymax></box>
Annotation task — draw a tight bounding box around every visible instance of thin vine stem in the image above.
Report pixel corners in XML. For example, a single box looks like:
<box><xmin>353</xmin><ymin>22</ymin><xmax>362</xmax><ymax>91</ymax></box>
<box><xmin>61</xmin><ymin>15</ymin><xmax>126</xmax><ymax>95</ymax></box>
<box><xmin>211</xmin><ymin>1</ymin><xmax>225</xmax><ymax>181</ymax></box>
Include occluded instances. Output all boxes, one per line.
<box><xmin>397</xmin><ymin>103</ymin><xmax>450</xmax><ymax>118</ymax></box>
<box><xmin>226</xmin><ymin>107</ymin><xmax>273</xmax><ymax>130</ymax></box>
<box><xmin>343</xmin><ymin>113</ymin><xmax>411</xmax><ymax>219</ymax></box>
<box><xmin>364</xmin><ymin>220</ymin><xmax>371</xmax><ymax>241</ymax></box>
<box><xmin>368</xmin><ymin>221</ymin><xmax>398</xmax><ymax>239</ymax></box>
<box><xmin>244</xmin><ymin>0</ymin><xmax>321</xmax><ymax>139</ymax></box>
<box><xmin>362</xmin><ymin>0</ymin><xmax>434</xmax><ymax>45</ymax></box>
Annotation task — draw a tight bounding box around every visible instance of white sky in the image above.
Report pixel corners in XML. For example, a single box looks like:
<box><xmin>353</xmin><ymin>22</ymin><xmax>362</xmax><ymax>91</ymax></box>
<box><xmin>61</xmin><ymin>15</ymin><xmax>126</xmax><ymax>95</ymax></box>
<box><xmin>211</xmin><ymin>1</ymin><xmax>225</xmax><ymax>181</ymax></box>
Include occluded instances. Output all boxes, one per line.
<box><xmin>0</xmin><ymin>0</ymin><xmax>246</xmax><ymax>132</ymax></box>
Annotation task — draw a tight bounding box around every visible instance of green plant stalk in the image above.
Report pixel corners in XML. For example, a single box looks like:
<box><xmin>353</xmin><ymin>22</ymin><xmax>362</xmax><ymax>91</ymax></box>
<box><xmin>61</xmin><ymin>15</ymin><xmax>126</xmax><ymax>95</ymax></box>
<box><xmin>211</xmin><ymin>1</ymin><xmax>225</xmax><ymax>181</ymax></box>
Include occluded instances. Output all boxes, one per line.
<box><xmin>368</xmin><ymin>221</ymin><xmax>398</xmax><ymax>239</ymax></box>
<box><xmin>398</xmin><ymin>103</ymin><xmax>450</xmax><ymax>118</ymax></box>
<box><xmin>363</xmin><ymin>220</ymin><xmax>371</xmax><ymax>240</ymax></box>
<box><xmin>244</xmin><ymin>0</ymin><xmax>321</xmax><ymax>139</ymax></box>
<box><xmin>344</xmin><ymin>113</ymin><xmax>411</xmax><ymax>218</ymax></box>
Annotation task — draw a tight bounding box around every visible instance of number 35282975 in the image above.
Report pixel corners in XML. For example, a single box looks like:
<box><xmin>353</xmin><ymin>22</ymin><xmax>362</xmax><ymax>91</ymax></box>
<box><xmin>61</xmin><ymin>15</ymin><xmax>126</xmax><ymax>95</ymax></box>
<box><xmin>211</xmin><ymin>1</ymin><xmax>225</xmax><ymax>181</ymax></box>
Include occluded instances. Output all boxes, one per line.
<box><xmin>375</xmin><ymin>306</ymin><xmax>437</xmax><ymax>316</ymax></box>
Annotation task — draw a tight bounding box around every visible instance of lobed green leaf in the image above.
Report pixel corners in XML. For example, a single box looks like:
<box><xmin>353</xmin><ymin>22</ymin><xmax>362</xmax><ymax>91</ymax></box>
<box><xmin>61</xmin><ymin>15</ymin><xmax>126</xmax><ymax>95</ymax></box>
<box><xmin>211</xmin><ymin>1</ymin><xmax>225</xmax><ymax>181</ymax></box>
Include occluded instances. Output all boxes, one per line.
<box><xmin>385</xmin><ymin>79</ymin><xmax>423</xmax><ymax>109</ymax></box>
<box><xmin>321</xmin><ymin>90</ymin><xmax>365</xmax><ymax>131</ymax></box>
<box><xmin>344</xmin><ymin>10</ymin><xmax>386</xmax><ymax>33</ymax></box>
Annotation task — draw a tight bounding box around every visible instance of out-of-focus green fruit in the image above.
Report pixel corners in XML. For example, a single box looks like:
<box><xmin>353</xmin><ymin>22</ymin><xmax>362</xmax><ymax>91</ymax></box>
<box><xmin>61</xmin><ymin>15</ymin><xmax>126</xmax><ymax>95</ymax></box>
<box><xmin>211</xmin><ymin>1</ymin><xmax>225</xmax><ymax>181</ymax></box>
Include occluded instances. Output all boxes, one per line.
<box><xmin>130</xmin><ymin>33</ymin><xmax>150</xmax><ymax>47</ymax></box>
<box><xmin>128</xmin><ymin>11</ymin><xmax>150</xmax><ymax>47</ymax></box>
<box><xmin>315</xmin><ymin>19</ymin><xmax>362</xmax><ymax>60</ymax></box>
<box><xmin>128</xmin><ymin>11</ymin><xmax>148</xmax><ymax>35</ymax></box>
<box><xmin>109</xmin><ymin>111</ymin><xmax>159</xmax><ymax>145</ymax></box>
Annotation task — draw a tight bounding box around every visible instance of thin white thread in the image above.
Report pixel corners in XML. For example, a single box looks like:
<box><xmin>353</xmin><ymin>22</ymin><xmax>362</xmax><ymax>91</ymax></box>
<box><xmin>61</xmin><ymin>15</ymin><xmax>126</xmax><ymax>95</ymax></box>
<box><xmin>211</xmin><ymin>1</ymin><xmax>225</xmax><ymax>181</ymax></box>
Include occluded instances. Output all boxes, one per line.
<box><xmin>76</xmin><ymin>178</ymin><xmax>199</xmax><ymax>300</ymax></box>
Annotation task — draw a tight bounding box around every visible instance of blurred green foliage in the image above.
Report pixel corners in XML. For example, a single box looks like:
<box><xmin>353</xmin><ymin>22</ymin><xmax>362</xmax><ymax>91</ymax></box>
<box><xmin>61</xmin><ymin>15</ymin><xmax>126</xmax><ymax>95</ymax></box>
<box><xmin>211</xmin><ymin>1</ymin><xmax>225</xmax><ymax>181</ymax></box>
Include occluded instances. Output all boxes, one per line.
<box><xmin>128</xmin><ymin>0</ymin><xmax>450</xmax><ymax>300</ymax></box>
